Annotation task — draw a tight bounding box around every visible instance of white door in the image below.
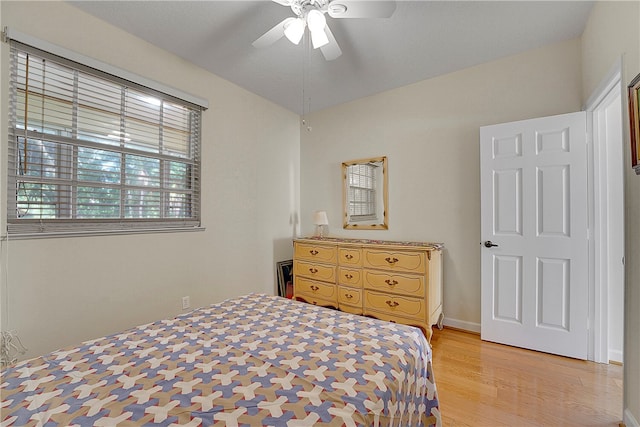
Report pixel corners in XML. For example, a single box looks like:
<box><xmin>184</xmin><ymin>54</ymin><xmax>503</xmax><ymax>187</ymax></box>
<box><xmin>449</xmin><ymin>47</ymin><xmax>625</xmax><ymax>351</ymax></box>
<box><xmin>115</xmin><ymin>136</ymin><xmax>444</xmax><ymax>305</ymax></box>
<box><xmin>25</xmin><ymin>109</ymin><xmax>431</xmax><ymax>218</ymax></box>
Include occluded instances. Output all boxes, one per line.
<box><xmin>480</xmin><ymin>112</ymin><xmax>588</xmax><ymax>360</ymax></box>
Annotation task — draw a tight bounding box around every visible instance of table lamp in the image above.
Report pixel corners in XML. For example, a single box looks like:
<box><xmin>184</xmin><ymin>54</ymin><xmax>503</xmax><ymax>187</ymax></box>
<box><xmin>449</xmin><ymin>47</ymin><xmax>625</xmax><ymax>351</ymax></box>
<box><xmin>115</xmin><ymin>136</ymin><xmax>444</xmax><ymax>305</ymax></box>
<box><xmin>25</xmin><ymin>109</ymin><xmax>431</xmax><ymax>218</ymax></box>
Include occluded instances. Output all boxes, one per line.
<box><xmin>313</xmin><ymin>210</ymin><xmax>329</xmax><ymax>238</ymax></box>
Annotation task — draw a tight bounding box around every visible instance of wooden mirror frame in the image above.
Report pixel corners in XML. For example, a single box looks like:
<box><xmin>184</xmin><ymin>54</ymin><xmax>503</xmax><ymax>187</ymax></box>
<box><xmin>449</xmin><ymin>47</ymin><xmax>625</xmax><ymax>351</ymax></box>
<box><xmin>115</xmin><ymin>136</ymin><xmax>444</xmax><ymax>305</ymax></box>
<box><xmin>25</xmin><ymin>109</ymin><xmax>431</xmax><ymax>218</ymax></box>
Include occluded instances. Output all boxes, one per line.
<box><xmin>342</xmin><ymin>156</ymin><xmax>388</xmax><ymax>230</ymax></box>
<box><xmin>628</xmin><ymin>72</ymin><xmax>640</xmax><ymax>174</ymax></box>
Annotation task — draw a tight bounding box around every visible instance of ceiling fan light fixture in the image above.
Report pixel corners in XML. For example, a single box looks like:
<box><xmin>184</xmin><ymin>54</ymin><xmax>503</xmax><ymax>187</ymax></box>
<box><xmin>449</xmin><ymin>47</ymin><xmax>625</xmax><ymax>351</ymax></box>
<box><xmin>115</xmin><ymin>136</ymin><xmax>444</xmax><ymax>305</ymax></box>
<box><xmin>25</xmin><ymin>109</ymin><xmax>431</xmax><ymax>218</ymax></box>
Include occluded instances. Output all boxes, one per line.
<box><xmin>306</xmin><ymin>9</ymin><xmax>326</xmax><ymax>32</ymax></box>
<box><xmin>284</xmin><ymin>17</ymin><xmax>305</xmax><ymax>44</ymax></box>
<box><xmin>311</xmin><ymin>28</ymin><xmax>329</xmax><ymax>49</ymax></box>
<box><xmin>307</xmin><ymin>9</ymin><xmax>328</xmax><ymax>49</ymax></box>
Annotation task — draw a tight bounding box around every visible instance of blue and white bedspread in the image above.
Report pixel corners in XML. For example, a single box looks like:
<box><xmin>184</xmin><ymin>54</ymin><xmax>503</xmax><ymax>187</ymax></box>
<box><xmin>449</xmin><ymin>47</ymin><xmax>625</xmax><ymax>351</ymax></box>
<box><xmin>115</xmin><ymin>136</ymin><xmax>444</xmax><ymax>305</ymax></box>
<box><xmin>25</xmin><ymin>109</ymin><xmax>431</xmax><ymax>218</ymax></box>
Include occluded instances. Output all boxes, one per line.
<box><xmin>1</xmin><ymin>293</ymin><xmax>441</xmax><ymax>426</ymax></box>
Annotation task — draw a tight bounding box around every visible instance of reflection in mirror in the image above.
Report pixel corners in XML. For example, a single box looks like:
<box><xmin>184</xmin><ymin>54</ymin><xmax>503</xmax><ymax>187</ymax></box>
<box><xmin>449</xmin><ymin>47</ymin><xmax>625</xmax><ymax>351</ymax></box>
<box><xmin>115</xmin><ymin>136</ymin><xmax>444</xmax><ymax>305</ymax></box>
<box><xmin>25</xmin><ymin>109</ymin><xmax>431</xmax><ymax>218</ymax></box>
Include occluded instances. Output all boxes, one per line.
<box><xmin>342</xmin><ymin>156</ymin><xmax>388</xmax><ymax>229</ymax></box>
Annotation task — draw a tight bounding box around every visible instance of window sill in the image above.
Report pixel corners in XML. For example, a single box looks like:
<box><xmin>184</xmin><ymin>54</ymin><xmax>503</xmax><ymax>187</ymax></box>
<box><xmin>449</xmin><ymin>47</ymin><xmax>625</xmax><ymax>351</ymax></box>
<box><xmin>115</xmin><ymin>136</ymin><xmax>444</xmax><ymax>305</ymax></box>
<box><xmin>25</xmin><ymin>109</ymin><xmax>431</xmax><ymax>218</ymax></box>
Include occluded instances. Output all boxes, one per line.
<box><xmin>2</xmin><ymin>226</ymin><xmax>206</xmax><ymax>241</ymax></box>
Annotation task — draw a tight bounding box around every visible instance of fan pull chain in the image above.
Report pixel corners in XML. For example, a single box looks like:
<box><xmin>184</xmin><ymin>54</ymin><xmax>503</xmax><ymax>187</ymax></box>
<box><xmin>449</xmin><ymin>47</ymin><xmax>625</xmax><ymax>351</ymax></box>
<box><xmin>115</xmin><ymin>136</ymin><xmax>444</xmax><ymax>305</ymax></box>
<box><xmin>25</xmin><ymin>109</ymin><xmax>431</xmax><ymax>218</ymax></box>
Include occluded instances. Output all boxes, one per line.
<box><xmin>302</xmin><ymin>32</ymin><xmax>312</xmax><ymax>131</ymax></box>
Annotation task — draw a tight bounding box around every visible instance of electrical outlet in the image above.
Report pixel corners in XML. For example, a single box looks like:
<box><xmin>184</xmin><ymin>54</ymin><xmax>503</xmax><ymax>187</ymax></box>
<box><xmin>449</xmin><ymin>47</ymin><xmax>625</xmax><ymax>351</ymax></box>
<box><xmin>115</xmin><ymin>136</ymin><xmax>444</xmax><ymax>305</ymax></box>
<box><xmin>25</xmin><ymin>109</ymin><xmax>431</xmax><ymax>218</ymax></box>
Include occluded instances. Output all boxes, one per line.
<box><xmin>181</xmin><ymin>296</ymin><xmax>190</xmax><ymax>310</ymax></box>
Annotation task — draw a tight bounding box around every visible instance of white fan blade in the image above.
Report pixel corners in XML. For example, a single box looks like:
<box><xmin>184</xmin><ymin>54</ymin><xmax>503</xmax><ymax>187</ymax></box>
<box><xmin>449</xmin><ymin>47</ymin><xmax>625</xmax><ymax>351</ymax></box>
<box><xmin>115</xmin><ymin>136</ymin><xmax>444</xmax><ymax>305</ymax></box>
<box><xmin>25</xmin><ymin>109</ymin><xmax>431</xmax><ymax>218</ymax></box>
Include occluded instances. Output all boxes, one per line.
<box><xmin>328</xmin><ymin>1</ymin><xmax>396</xmax><ymax>18</ymax></box>
<box><xmin>252</xmin><ymin>17</ymin><xmax>294</xmax><ymax>49</ymax></box>
<box><xmin>320</xmin><ymin>25</ymin><xmax>342</xmax><ymax>61</ymax></box>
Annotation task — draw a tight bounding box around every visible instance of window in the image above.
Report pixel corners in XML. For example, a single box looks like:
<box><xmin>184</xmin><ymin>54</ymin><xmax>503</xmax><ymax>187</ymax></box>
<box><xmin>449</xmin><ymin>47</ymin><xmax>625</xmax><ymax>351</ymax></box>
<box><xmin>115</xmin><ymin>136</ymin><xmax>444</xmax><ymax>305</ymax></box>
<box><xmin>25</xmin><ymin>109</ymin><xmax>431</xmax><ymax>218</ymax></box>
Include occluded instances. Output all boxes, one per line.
<box><xmin>347</xmin><ymin>163</ymin><xmax>378</xmax><ymax>221</ymax></box>
<box><xmin>7</xmin><ymin>42</ymin><xmax>203</xmax><ymax>236</ymax></box>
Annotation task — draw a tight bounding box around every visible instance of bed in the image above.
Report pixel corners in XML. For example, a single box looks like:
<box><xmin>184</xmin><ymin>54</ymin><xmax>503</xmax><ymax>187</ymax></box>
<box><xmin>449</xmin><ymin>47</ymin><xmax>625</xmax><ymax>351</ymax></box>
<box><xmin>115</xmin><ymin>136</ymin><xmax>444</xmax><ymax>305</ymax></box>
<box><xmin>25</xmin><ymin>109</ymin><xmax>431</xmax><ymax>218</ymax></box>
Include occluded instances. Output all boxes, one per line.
<box><xmin>1</xmin><ymin>293</ymin><xmax>441</xmax><ymax>426</ymax></box>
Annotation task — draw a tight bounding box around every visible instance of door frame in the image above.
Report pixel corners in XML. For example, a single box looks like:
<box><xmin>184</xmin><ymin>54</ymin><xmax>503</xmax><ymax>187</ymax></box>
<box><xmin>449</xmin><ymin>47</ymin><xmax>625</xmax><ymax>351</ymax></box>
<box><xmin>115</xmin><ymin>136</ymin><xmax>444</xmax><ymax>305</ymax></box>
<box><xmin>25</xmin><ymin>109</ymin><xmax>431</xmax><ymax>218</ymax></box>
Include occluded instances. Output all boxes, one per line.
<box><xmin>584</xmin><ymin>58</ymin><xmax>625</xmax><ymax>364</ymax></box>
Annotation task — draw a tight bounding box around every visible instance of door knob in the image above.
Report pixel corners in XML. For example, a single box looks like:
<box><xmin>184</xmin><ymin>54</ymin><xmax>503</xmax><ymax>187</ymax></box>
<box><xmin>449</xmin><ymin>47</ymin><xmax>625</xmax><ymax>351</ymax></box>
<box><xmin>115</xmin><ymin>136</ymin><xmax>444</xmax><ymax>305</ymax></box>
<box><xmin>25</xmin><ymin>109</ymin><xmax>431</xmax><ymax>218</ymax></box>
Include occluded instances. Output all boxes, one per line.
<box><xmin>484</xmin><ymin>240</ymin><xmax>499</xmax><ymax>248</ymax></box>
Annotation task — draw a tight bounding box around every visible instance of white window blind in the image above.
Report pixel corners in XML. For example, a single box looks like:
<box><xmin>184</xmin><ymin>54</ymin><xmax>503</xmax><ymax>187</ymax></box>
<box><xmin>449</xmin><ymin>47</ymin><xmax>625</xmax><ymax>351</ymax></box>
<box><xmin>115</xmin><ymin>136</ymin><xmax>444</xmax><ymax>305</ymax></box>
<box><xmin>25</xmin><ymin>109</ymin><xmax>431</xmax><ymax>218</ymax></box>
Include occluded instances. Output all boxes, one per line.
<box><xmin>347</xmin><ymin>163</ymin><xmax>377</xmax><ymax>221</ymax></box>
<box><xmin>7</xmin><ymin>41</ymin><xmax>203</xmax><ymax>237</ymax></box>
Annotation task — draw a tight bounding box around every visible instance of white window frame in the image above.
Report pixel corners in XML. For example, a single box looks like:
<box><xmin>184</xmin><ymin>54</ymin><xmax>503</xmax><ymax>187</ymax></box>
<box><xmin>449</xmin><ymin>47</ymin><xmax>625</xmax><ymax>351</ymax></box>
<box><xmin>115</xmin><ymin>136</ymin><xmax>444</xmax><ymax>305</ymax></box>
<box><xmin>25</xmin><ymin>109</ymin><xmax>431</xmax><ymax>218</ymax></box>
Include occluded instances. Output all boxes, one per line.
<box><xmin>5</xmin><ymin>36</ymin><xmax>207</xmax><ymax>238</ymax></box>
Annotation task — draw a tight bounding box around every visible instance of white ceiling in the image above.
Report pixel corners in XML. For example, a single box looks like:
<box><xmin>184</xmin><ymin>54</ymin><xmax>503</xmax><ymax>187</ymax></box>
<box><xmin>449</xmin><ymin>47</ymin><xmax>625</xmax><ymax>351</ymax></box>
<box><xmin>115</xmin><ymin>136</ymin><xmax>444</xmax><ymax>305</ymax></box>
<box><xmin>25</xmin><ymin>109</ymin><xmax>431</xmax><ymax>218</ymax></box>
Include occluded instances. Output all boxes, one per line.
<box><xmin>69</xmin><ymin>1</ymin><xmax>594</xmax><ymax>115</ymax></box>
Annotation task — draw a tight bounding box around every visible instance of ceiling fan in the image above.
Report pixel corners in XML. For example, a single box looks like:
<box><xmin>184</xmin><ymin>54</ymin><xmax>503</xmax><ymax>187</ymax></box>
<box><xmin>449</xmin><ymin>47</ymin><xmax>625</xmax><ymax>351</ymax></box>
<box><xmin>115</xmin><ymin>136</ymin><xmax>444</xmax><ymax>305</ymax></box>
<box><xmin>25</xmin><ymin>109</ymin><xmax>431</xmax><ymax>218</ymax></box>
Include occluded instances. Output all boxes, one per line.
<box><xmin>252</xmin><ymin>0</ymin><xmax>396</xmax><ymax>61</ymax></box>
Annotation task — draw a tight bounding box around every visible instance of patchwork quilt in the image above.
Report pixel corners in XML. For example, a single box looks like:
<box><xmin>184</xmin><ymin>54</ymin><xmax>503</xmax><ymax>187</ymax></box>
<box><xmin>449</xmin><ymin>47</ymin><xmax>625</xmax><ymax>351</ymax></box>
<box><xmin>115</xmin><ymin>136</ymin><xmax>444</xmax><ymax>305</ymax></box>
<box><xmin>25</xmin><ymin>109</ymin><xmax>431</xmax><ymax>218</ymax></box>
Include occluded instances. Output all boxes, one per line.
<box><xmin>1</xmin><ymin>293</ymin><xmax>441</xmax><ymax>426</ymax></box>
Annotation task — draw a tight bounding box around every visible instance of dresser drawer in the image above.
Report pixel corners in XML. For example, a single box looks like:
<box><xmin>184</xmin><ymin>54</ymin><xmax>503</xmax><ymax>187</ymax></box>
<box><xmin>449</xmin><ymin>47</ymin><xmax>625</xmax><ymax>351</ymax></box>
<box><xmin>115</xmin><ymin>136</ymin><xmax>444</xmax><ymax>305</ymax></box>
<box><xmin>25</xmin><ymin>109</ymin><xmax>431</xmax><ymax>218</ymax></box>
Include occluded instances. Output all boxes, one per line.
<box><xmin>364</xmin><ymin>290</ymin><xmax>426</xmax><ymax>321</ymax></box>
<box><xmin>296</xmin><ymin>277</ymin><xmax>337</xmax><ymax>302</ymax></box>
<box><xmin>338</xmin><ymin>247</ymin><xmax>363</xmax><ymax>266</ymax></box>
<box><xmin>294</xmin><ymin>242</ymin><xmax>337</xmax><ymax>263</ymax></box>
<box><xmin>363</xmin><ymin>309</ymin><xmax>426</xmax><ymax>333</ymax></box>
<box><xmin>364</xmin><ymin>270</ymin><xmax>425</xmax><ymax>296</ymax></box>
<box><xmin>363</xmin><ymin>249</ymin><xmax>427</xmax><ymax>274</ymax></box>
<box><xmin>294</xmin><ymin>260</ymin><xmax>336</xmax><ymax>282</ymax></box>
<box><xmin>296</xmin><ymin>294</ymin><xmax>337</xmax><ymax>308</ymax></box>
<box><xmin>338</xmin><ymin>286</ymin><xmax>363</xmax><ymax>306</ymax></box>
<box><xmin>338</xmin><ymin>267</ymin><xmax>363</xmax><ymax>287</ymax></box>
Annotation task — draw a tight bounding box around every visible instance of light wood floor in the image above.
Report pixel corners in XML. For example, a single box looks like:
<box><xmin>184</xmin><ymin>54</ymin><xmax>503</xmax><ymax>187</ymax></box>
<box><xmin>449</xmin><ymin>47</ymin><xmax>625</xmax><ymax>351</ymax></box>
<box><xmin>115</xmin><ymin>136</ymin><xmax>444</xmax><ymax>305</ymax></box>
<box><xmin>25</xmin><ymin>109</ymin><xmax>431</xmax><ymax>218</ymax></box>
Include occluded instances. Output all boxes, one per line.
<box><xmin>430</xmin><ymin>328</ymin><xmax>623</xmax><ymax>427</ymax></box>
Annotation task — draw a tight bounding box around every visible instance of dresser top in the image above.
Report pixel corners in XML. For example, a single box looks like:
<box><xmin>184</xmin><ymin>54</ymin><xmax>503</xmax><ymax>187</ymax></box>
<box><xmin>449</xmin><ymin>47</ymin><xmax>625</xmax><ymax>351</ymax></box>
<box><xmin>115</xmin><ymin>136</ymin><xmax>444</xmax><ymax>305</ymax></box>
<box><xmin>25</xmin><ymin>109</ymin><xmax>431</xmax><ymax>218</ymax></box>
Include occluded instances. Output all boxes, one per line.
<box><xmin>295</xmin><ymin>236</ymin><xmax>444</xmax><ymax>250</ymax></box>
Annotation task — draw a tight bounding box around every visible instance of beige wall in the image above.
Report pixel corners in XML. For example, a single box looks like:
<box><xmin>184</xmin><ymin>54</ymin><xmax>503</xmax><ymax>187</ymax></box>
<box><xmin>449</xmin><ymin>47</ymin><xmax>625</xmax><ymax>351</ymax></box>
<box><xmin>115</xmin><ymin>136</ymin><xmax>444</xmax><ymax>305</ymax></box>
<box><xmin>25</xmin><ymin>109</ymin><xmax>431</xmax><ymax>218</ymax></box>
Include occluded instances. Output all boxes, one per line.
<box><xmin>0</xmin><ymin>1</ymin><xmax>300</xmax><ymax>359</ymax></box>
<box><xmin>300</xmin><ymin>38</ymin><xmax>582</xmax><ymax>329</ymax></box>
<box><xmin>582</xmin><ymin>1</ymin><xmax>640</xmax><ymax>424</ymax></box>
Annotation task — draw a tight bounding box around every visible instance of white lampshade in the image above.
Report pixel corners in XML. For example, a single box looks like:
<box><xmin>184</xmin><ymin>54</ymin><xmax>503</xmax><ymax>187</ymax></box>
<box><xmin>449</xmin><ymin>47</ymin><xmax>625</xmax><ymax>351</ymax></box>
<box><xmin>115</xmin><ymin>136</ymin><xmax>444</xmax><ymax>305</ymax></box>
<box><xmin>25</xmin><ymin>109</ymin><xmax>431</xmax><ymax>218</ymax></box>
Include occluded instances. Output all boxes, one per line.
<box><xmin>313</xmin><ymin>210</ymin><xmax>329</xmax><ymax>225</ymax></box>
<box><xmin>307</xmin><ymin>10</ymin><xmax>329</xmax><ymax>49</ymax></box>
<box><xmin>311</xmin><ymin>28</ymin><xmax>329</xmax><ymax>49</ymax></box>
<box><xmin>284</xmin><ymin>18</ymin><xmax>305</xmax><ymax>45</ymax></box>
<box><xmin>307</xmin><ymin>10</ymin><xmax>326</xmax><ymax>32</ymax></box>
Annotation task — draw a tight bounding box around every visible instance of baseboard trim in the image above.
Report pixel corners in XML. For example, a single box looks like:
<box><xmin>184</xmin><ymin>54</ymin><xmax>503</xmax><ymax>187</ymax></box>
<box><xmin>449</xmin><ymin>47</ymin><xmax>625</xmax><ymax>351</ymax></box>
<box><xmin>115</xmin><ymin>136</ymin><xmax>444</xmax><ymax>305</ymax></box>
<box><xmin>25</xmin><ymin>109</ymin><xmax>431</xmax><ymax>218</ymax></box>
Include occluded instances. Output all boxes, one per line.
<box><xmin>608</xmin><ymin>349</ymin><xmax>623</xmax><ymax>365</ymax></box>
<box><xmin>442</xmin><ymin>317</ymin><xmax>481</xmax><ymax>334</ymax></box>
<box><xmin>625</xmin><ymin>408</ymin><xmax>640</xmax><ymax>427</ymax></box>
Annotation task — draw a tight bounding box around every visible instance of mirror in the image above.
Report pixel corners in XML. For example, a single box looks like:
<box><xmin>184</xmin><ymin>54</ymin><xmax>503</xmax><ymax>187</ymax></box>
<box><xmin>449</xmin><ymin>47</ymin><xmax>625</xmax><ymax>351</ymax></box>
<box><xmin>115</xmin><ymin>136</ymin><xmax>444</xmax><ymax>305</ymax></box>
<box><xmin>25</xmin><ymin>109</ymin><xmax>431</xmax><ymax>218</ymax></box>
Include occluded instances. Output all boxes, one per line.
<box><xmin>342</xmin><ymin>156</ymin><xmax>388</xmax><ymax>229</ymax></box>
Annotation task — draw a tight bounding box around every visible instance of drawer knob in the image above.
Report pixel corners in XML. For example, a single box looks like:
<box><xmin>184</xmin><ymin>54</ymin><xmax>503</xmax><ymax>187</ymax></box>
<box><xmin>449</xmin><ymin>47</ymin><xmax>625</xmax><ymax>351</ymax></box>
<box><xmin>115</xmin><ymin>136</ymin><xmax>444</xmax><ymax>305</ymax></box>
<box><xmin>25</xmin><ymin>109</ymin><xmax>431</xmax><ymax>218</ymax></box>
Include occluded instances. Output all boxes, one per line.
<box><xmin>385</xmin><ymin>257</ymin><xmax>399</xmax><ymax>265</ymax></box>
<box><xmin>309</xmin><ymin>250</ymin><xmax>319</xmax><ymax>255</ymax></box>
<box><xmin>345</xmin><ymin>274</ymin><xmax>353</xmax><ymax>280</ymax></box>
<box><xmin>310</xmin><ymin>285</ymin><xmax>320</xmax><ymax>291</ymax></box>
<box><xmin>385</xmin><ymin>279</ymin><xmax>398</xmax><ymax>286</ymax></box>
<box><xmin>345</xmin><ymin>293</ymin><xmax>353</xmax><ymax>299</ymax></box>
<box><xmin>345</xmin><ymin>254</ymin><xmax>354</xmax><ymax>260</ymax></box>
<box><xmin>309</xmin><ymin>268</ymin><xmax>318</xmax><ymax>274</ymax></box>
<box><xmin>385</xmin><ymin>300</ymin><xmax>399</xmax><ymax>308</ymax></box>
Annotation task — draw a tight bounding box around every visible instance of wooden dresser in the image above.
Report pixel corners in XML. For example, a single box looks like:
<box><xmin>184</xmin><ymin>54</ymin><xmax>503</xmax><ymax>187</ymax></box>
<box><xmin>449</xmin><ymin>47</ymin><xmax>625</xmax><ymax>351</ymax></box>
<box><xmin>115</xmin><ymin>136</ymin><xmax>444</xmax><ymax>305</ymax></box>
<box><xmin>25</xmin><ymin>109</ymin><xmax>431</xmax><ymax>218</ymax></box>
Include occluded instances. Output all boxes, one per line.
<box><xmin>293</xmin><ymin>237</ymin><xmax>444</xmax><ymax>342</ymax></box>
